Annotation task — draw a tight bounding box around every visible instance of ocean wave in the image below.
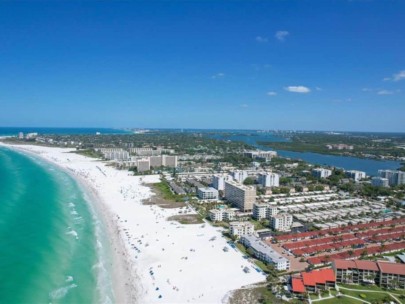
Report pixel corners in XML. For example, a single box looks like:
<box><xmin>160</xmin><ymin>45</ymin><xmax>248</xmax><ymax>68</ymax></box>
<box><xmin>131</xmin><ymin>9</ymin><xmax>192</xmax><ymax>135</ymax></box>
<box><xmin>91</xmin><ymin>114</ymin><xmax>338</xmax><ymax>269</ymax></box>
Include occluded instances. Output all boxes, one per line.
<box><xmin>49</xmin><ymin>283</ymin><xmax>77</xmax><ymax>300</ymax></box>
<box><xmin>66</xmin><ymin>229</ymin><xmax>79</xmax><ymax>239</ymax></box>
<box><xmin>65</xmin><ymin>276</ymin><xmax>74</xmax><ymax>283</ymax></box>
<box><xmin>68</xmin><ymin>202</ymin><xmax>76</xmax><ymax>208</ymax></box>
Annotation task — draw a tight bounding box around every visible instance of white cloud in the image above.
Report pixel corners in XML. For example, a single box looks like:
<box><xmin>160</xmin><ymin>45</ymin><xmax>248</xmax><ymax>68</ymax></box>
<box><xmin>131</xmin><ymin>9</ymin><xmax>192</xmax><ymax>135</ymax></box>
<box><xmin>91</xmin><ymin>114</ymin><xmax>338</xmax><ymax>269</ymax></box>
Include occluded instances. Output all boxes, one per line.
<box><xmin>267</xmin><ymin>91</ymin><xmax>277</xmax><ymax>96</ymax></box>
<box><xmin>275</xmin><ymin>30</ymin><xmax>289</xmax><ymax>41</ymax></box>
<box><xmin>393</xmin><ymin>70</ymin><xmax>405</xmax><ymax>81</ymax></box>
<box><xmin>284</xmin><ymin>86</ymin><xmax>311</xmax><ymax>93</ymax></box>
<box><xmin>315</xmin><ymin>87</ymin><xmax>322</xmax><ymax>91</ymax></box>
<box><xmin>255</xmin><ymin>36</ymin><xmax>268</xmax><ymax>43</ymax></box>
<box><xmin>377</xmin><ymin>90</ymin><xmax>394</xmax><ymax>95</ymax></box>
<box><xmin>211</xmin><ymin>72</ymin><xmax>225</xmax><ymax>79</ymax></box>
<box><xmin>383</xmin><ymin>70</ymin><xmax>405</xmax><ymax>82</ymax></box>
<box><xmin>240</xmin><ymin>104</ymin><xmax>249</xmax><ymax>108</ymax></box>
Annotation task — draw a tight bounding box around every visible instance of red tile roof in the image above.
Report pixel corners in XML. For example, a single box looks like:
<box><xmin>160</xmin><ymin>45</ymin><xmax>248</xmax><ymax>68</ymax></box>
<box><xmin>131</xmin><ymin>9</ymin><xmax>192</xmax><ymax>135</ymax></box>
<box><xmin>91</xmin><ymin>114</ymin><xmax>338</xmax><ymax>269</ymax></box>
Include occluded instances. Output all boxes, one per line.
<box><xmin>302</xmin><ymin>272</ymin><xmax>317</xmax><ymax>286</ymax></box>
<box><xmin>378</xmin><ymin>262</ymin><xmax>405</xmax><ymax>276</ymax></box>
<box><xmin>302</xmin><ymin>268</ymin><xmax>336</xmax><ymax>286</ymax></box>
<box><xmin>354</xmin><ymin>260</ymin><xmax>379</xmax><ymax>271</ymax></box>
<box><xmin>292</xmin><ymin>277</ymin><xmax>306</xmax><ymax>293</ymax></box>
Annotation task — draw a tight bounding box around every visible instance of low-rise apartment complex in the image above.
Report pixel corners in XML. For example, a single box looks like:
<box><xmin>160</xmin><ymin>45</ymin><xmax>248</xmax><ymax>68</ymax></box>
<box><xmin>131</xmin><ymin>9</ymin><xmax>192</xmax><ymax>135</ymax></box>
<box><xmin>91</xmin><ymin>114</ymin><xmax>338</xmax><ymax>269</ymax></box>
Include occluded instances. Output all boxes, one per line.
<box><xmin>241</xmin><ymin>235</ymin><xmax>290</xmax><ymax>271</ymax></box>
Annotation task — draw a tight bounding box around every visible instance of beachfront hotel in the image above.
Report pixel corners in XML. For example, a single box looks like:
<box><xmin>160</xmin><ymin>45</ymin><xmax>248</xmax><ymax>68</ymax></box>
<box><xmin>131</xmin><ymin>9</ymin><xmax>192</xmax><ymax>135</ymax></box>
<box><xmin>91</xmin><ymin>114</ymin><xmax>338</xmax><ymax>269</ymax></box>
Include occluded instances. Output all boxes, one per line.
<box><xmin>224</xmin><ymin>180</ymin><xmax>256</xmax><ymax>212</ymax></box>
<box><xmin>241</xmin><ymin>235</ymin><xmax>290</xmax><ymax>271</ymax></box>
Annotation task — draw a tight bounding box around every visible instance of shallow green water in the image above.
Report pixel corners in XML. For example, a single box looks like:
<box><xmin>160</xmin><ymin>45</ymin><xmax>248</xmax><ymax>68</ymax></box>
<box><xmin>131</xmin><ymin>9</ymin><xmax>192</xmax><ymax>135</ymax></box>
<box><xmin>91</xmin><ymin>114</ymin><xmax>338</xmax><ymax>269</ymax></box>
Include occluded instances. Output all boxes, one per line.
<box><xmin>0</xmin><ymin>147</ymin><xmax>114</xmax><ymax>303</ymax></box>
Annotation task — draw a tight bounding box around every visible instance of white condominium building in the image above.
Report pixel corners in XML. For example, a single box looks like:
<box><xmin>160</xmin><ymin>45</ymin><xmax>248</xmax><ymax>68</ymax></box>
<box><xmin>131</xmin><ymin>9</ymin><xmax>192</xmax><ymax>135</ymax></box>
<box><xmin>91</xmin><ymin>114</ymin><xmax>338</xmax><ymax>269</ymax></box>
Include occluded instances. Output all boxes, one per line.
<box><xmin>312</xmin><ymin>168</ymin><xmax>333</xmax><ymax>179</ymax></box>
<box><xmin>378</xmin><ymin>170</ymin><xmax>405</xmax><ymax>186</ymax></box>
<box><xmin>137</xmin><ymin>158</ymin><xmax>151</xmax><ymax>172</ymax></box>
<box><xmin>209</xmin><ymin>208</ymin><xmax>236</xmax><ymax>222</ymax></box>
<box><xmin>345</xmin><ymin>170</ymin><xmax>367</xmax><ymax>181</ymax></box>
<box><xmin>271</xmin><ymin>213</ymin><xmax>293</xmax><ymax>231</ymax></box>
<box><xmin>197</xmin><ymin>187</ymin><xmax>219</xmax><ymax>200</ymax></box>
<box><xmin>372</xmin><ymin>177</ymin><xmax>389</xmax><ymax>187</ymax></box>
<box><xmin>231</xmin><ymin>170</ymin><xmax>248</xmax><ymax>184</ymax></box>
<box><xmin>244</xmin><ymin>150</ymin><xmax>277</xmax><ymax>161</ymax></box>
<box><xmin>102</xmin><ymin>150</ymin><xmax>130</xmax><ymax>161</ymax></box>
<box><xmin>150</xmin><ymin>156</ymin><xmax>163</xmax><ymax>167</ymax></box>
<box><xmin>224</xmin><ymin>180</ymin><xmax>256</xmax><ymax>212</ymax></box>
<box><xmin>253</xmin><ymin>203</ymin><xmax>268</xmax><ymax>220</ymax></box>
<box><xmin>162</xmin><ymin>155</ymin><xmax>178</xmax><ymax>168</ymax></box>
<box><xmin>229</xmin><ymin>222</ymin><xmax>255</xmax><ymax>237</ymax></box>
<box><xmin>258</xmin><ymin>172</ymin><xmax>280</xmax><ymax>187</ymax></box>
<box><xmin>253</xmin><ymin>203</ymin><xmax>278</xmax><ymax>220</ymax></box>
<box><xmin>241</xmin><ymin>235</ymin><xmax>290</xmax><ymax>271</ymax></box>
<box><xmin>212</xmin><ymin>175</ymin><xmax>229</xmax><ymax>191</ymax></box>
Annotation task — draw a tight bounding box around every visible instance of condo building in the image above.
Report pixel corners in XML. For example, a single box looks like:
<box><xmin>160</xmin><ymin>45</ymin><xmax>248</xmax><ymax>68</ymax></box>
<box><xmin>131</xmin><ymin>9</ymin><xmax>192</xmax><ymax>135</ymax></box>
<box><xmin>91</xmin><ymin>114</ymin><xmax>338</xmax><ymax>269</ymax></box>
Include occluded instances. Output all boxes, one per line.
<box><xmin>345</xmin><ymin>170</ymin><xmax>367</xmax><ymax>181</ymax></box>
<box><xmin>372</xmin><ymin>177</ymin><xmax>389</xmax><ymax>187</ymax></box>
<box><xmin>378</xmin><ymin>170</ymin><xmax>405</xmax><ymax>186</ymax></box>
<box><xmin>258</xmin><ymin>172</ymin><xmax>280</xmax><ymax>187</ymax></box>
<box><xmin>312</xmin><ymin>168</ymin><xmax>333</xmax><ymax>179</ymax></box>
<box><xmin>209</xmin><ymin>208</ymin><xmax>237</xmax><ymax>222</ymax></box>
<box><xmin>253</xmin><ymin>203</ymin><xmax>278</xmax><ymax>220</ymax></box>
<box><xmin>224</xmin><ymin>180</ymin><xmax>256</xmax><ymax>212</ymax></box>
<box><xmin>231</xmin><ymin>170</ymin><xmax>248</xmax><ymax>184</ymax></box>
<box><xmin>271</xmin><ymin>213</ymin><xmax>293</xmax><ymax>231</ymax></box>
<box><xmin>229</xmin><ymin>222</ymin><xmax>255</xmax><ymax>237</ymax></box>
<box><xmin>241</xmin><ymin>235</ymin><xmax>290</xmax><ymax>270</ymax></box>
<box><xmin>197</xmin><ymin>187</ymin><xmax>219</xmax><ymax>200</ymax></box>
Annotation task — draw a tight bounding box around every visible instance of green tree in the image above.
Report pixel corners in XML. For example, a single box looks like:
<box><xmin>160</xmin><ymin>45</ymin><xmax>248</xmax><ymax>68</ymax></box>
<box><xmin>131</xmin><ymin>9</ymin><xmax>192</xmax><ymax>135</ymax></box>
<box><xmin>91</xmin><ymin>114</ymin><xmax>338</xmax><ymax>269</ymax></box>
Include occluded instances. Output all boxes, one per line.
<box><xmin>243</xmin><ymin>177</ymin><xmax>255</xmax><ymax>185</ymax></box>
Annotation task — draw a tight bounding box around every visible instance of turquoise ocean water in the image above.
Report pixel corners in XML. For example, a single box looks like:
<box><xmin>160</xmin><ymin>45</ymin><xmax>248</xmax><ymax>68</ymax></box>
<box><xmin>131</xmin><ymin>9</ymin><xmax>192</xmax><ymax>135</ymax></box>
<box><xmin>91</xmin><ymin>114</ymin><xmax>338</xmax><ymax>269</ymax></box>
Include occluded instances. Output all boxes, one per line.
<box><xmin>0</xmin><ymin>147</ymin><xmax>114</xmax><ymax>303</ymax></box>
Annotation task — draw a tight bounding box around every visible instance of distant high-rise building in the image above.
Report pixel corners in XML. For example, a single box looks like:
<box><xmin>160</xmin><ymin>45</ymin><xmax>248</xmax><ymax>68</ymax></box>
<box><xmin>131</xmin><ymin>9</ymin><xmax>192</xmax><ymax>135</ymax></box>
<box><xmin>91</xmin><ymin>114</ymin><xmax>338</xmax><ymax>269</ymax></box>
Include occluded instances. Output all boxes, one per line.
<box><xmin>212</xmin><ymin>175</ymin><xmax>227</xmax><ymax>191</ymax></box>
<box><xmin>231</xmin><ymin>170</ymin><xmax>248</xmax><ymax>184</ymax></box>
<box><xmin>258</xmin><ymin>173</ymin><xmax>280</xmax><ymax>187</ymax></box>
<box><xmin>162</xmin><ymin>155</ymin><xmax>178</xmax><ymax>168</ymax></box>
<box><xmin>378</xmin><ymin>170</ymin><xmax>405</xmax><ymax>186</ymax></box>
<box><xmin>312</xmin><ymin>168</ymin><xmax>332</xmax><ymax>179</ymax></box>
<box><xmin>345</xmin><ymin>170</ymin><xmax>366</xmax><ymax>181</ymax></box>
<box><xmin>371</xmin><ymin>177</ymin><xmax>389</xmax><ymax>187</ymax></box>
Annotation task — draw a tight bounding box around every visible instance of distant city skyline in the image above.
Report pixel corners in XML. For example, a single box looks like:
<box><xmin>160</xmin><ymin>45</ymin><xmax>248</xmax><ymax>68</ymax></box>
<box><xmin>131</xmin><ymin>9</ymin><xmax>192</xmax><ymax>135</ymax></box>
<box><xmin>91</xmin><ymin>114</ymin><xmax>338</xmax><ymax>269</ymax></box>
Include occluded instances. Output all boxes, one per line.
<box><xmin>0</xmin><ymin>1</ymin><xmax>404</xmax><ymax>131</ymax></box>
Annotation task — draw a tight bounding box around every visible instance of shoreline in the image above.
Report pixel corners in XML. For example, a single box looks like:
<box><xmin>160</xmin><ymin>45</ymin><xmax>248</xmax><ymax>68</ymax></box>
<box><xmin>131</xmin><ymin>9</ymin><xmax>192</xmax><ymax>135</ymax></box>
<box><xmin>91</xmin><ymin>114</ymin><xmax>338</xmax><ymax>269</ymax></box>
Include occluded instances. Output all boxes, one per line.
<box><xmin>0</xmin><ymin>143</ymin><xmax>136</xmax><ymax>303</ymax></box>
<box><xmin>1</xmin><ymin>143</ymin><xmax>266</xmax><ymax>303</ymax></box>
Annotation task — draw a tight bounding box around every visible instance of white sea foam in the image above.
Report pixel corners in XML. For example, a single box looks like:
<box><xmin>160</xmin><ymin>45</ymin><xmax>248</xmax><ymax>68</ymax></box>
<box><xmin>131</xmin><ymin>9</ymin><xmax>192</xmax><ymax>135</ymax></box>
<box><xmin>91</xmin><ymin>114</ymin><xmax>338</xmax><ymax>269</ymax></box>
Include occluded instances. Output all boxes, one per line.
<box><xmin>68</xmin><ymin>202</ymin><xmax>75</xmax><ymax>208</ymax></box>
<box><xmin>66</xmin><ymin>229</ymin><xmax>79</xmax><ymax>239</ymax></box>
<box><xmin>49</xmin><ymin>283</ymin><xmax>77</xmax><ymax>300</ymax></box>
<box><xmin>65</xmin><ymin>275</ymin><xmax>74</xmax><ymax>282</ymax></box>
<box><xmin>70</xmin><ymin>210</ymin><xmax>78</xmax><ymax>215</ymax></box>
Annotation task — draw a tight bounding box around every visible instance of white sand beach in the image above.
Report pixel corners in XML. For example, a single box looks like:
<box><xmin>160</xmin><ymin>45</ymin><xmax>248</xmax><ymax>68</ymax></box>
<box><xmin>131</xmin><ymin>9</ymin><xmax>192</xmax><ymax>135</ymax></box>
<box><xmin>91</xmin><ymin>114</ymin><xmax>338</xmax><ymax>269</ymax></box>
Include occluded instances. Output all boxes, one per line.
<box><xmin>3</xmin><ymin>144</ymin><xmax>265</xmax><ymax>303</ymax></box>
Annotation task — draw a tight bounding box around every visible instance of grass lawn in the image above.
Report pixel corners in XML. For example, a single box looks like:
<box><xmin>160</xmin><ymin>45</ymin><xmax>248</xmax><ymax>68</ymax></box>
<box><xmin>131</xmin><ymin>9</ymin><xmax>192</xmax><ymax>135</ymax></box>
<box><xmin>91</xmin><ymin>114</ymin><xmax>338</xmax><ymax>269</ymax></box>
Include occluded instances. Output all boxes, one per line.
<box><xmin>340</xmin><ymin>289</ymin><xmax>398</xmax><ymax>303</ymax></box>
<box><xmin>71</xmin><ymin>149</ymin><xmax>101</xmax><ymax>158</ymax></box>
<box><xmin>316</xmin><ymin>296</ymin><xmax>362</xmax><ymax>304</ymax></box>
<box><xmin>339</xmin><ymin>283</ymin><xmax>405</xmax><ymax>296</ymax></box>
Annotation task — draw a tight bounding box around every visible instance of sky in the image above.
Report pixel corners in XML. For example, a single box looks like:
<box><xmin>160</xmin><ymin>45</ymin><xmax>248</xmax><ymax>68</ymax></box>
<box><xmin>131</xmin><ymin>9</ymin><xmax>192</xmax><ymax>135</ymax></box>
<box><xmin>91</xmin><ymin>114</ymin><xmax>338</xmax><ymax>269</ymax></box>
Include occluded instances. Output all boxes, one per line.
<box><xmin>0</xmin><ymin>1</ymin><xmax>404</xmax><ymax>132</ymax></box>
